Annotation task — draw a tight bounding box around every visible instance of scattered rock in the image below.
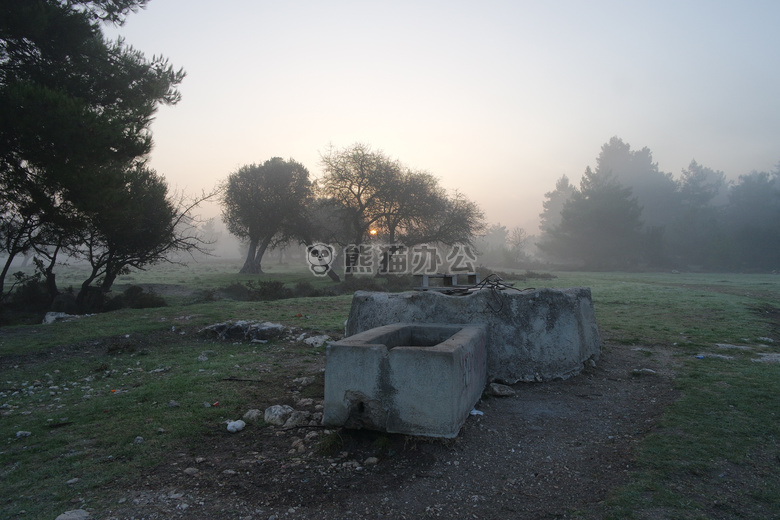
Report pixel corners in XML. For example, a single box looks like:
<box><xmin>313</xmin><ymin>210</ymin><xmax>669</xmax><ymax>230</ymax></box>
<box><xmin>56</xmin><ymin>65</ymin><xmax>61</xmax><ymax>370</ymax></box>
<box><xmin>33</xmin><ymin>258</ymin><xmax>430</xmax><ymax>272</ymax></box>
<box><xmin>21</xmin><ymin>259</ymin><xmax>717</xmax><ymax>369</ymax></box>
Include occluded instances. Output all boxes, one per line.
<box><xmin>487</xmin><ymin>383</ymin><xmax>516</xmax><ymax>397</ymax></box>
<box><xmin>695</xmin><ymin>353</ymin><xmax>734</xmax><ymax>360</ymax></box>
<box><xmin>226</xmin><ymin>420</ymin><xmax>246</xmax><ymax>433</ymax></box>
<box><xmin>66</xmin><ymin>478</ymin><xmax>80</xmax><ymax>485</ymax></box>
<box><xmin>292</xmin><ymin>376</ymin><xmax>315</xmax><ymax>387</ymax></box>
<box><xmin>303</xmin><ymin>335</ymin><xmax>331</xmax><ymax>348</ymax></box>
<box><xmin>15</xmin><ymin>430</ymin><xmax>31</xmax><ymax>438</ymax></box>
<box><xmin>43</xmin><ymin>312</ymin><xmax>79</xmax><ymax>325</ymax></box>
<box><xmin>758</xmin><ymin>337</ymin><xmax>775</xmax><ymax>343</ymax></box>
<box><xmin>296</xmin><ymin>397</ymin><xmax>315</xmax><ymax>408</ymax></box>
<box><xmin>55</xmin><ymin>510</ymin><xmax>90</xmax><ymax>520</ymax></box>
<box><xmin>751</xmin><ymin>353</ymin><xmax>780</xmax><ymax>363</ymax></box>
<box><xmin>715</xmin><ymin>343</ymin><xmax>753</xmax><ymax>351</ymax></box>
<box><xmin>168</xmin><ymin>400</ymin><xmax>180</xmax><ymax>408</ymax></box>
<box><xmin>222</xmin><ymin>469</ymin><xmax>237</xmax><ymax>476</ymax></box>
<box><xmin>283</xmin><ymin>410</ymin><xmax>312</xmax><ymax>428</ymax></box>
<box><xmin>133</xmin><ymin>436</ymin><xmax>144</xmax><ymax>444</ymax></box>
<box><xmin>183</xmin><ymin>467</ymin><xmax>199</xmax><ymax>476</ymax></box>
<box><xmin>243</xmin><ymin>409</ymin><xmax>262</xmax><ymax>422</ymax></box>
<box><xmin>631</xmin><ymin>368</ymin><xmax>657</xmax><ymax>376</ymax></box>
<box><xmin>200</xmin><ymin>321</ymin><xmax>287</xmax><ymax>342</ymax></box>
<box><xmin>364</xmin><ymin>456</ymin><xmax>379</xmax><ymax>465</ymax></box>
<box><xmin>264</xmin><ymin>405</ymin><xmax>294</xmax><ymax>426</ymax></box>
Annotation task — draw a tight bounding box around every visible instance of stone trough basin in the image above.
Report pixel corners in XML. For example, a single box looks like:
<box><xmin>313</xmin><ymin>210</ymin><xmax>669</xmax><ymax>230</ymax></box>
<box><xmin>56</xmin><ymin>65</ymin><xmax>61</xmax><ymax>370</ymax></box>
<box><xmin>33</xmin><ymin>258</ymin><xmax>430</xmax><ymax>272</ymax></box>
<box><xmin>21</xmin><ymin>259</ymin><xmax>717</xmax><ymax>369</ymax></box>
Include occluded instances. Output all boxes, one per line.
<box><xmin>323</xmin><ymin>323</ymin><xmax>487</xmax><ymax>438</ymax></box>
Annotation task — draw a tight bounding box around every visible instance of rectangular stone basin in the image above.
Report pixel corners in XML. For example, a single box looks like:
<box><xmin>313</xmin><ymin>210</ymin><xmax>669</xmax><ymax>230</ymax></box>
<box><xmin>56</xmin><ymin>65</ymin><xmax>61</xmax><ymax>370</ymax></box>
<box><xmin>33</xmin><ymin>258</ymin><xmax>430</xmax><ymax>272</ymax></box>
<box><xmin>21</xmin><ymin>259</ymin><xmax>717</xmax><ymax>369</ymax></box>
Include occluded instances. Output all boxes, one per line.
<box><xmin>323</xmin><ymin>323</ymin><xmax>487</xmax><ymax>438</ymax></box>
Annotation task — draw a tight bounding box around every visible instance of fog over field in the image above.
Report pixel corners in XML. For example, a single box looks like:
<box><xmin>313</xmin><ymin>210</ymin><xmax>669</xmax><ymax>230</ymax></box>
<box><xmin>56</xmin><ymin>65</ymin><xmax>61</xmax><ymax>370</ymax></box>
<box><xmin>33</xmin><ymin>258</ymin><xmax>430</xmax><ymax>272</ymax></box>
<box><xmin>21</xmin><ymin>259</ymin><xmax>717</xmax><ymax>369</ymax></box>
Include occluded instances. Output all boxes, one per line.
<box><xmin>108</xmin><ymin>1</ymin><xmax>780</xmax><ymax>231</ymax></box>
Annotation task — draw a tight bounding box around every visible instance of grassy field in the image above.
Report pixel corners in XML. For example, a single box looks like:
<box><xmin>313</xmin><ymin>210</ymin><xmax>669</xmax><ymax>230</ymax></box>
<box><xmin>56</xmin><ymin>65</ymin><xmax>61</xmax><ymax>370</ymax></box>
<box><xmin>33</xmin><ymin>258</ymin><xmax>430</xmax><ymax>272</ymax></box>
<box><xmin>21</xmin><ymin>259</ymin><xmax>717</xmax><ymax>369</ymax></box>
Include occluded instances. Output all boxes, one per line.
<box><xmin>1</xmin><ymin>262</ymin><xmax>779</xmax><ymax>518</ymax></box>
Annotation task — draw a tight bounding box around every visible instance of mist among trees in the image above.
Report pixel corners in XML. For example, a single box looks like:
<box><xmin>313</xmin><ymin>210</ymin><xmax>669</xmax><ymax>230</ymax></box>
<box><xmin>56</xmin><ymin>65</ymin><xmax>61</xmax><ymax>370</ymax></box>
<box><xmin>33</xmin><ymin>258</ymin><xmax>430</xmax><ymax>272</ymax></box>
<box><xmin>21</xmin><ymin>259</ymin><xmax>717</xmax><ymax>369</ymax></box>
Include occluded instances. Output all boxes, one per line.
<box><xmin>0</xmin><ymin>0</ymin><xmax>210</xmax><ymax>311</ymax></box>
<box><xmin>220</xmin><ymin>144</ymin><xmax>485</xmax><ymax>278</ymax></box>
<box><xmin>537</xmin><ymin>137</ymin><xmax>780</xmax><ymax>271</ymax></box>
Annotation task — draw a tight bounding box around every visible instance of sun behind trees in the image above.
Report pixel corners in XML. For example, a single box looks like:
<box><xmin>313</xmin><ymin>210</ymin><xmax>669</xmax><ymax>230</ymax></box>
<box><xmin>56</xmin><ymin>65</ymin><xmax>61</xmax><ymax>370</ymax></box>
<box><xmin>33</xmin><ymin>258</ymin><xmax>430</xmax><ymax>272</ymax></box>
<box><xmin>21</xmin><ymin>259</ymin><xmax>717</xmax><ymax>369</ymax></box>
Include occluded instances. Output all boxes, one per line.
<box><xmin>220</xmin><ymin>143</ymin><xmax>485</xmax><ymax>277</ymax></box>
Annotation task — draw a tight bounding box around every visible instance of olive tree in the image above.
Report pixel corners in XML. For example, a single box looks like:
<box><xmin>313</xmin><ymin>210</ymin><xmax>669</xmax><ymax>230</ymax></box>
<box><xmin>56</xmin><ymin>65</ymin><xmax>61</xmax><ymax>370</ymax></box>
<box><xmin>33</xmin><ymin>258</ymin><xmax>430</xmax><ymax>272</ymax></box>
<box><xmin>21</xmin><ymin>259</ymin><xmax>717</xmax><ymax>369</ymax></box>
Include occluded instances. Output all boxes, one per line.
<box><xmin>221</xmin><ymin>158</ymin><xmax>314</xmax><ymax>274</ymax></box>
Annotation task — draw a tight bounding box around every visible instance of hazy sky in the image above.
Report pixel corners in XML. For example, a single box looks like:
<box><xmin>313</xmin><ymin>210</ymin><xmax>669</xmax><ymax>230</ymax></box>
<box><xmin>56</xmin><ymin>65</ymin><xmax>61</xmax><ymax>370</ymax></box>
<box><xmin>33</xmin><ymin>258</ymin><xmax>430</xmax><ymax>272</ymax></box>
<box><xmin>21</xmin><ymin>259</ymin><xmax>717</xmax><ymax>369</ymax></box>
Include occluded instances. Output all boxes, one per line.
<box><xmin>108</xmin><ymin>0</ymin><xmax>780</xmax><ymax>232</ymax></box>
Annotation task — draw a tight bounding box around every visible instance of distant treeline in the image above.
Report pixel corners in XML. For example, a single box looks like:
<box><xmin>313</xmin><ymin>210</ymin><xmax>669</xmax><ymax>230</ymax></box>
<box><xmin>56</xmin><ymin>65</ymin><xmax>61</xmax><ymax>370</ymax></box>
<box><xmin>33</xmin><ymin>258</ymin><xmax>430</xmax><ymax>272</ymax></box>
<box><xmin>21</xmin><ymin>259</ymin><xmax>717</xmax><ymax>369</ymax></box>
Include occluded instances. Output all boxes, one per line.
<box><xmin>535</xmin><ymin>137</ymin><xmax>779</xmax><ymax>271</ymax></box>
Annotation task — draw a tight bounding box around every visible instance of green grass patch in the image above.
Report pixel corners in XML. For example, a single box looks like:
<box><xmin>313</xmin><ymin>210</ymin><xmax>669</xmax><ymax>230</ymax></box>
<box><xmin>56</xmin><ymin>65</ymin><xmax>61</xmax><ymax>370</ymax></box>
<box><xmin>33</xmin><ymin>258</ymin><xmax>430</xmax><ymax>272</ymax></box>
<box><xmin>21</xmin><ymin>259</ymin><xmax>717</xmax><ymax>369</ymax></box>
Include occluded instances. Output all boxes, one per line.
<box><xmin>606</xmin><ymin>358</ymin><xmax>780</xmax><ymax>519</ymax></box>
<box><xmin>2</xmin><ymin>264</ymin><xmax>780</xmax><ymax>518</ymax></box>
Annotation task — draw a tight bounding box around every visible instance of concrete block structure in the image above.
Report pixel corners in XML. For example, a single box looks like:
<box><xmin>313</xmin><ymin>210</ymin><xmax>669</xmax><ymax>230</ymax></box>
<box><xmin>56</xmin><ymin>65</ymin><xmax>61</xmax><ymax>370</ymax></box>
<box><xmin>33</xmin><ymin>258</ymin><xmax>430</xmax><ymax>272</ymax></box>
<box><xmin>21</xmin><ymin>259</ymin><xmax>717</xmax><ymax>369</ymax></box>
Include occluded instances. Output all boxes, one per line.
<box><xmin>344</xmin><ymin>288</ymin><xmax>601</xmax><ymax>383</ymax></box>
<box><xmin>323</xmin><ymin>323</ymin><xmax>487</xmax><ymax>438</ymax></box>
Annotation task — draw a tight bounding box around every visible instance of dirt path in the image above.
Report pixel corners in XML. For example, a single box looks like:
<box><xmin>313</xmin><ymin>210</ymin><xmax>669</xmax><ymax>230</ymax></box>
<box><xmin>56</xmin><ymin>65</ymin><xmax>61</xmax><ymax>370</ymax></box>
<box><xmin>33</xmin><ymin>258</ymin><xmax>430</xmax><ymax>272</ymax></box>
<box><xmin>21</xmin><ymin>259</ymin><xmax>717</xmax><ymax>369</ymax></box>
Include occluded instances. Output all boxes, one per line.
<box><xmin>103</xmin><ymin>340</ymin><xmax>677</xmax><ymax>519</ymax></box>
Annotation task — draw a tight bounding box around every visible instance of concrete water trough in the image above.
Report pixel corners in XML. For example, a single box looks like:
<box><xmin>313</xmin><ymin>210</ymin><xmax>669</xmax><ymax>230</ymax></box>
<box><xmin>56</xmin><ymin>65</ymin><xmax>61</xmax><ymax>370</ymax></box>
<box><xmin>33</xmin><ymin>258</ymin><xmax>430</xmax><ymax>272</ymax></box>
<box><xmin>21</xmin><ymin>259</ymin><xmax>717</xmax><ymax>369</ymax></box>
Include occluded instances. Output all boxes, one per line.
<box><xmin>323</xmin><ymin>323</ymin><xmax>487</xmax><ymax>438</ymax></box>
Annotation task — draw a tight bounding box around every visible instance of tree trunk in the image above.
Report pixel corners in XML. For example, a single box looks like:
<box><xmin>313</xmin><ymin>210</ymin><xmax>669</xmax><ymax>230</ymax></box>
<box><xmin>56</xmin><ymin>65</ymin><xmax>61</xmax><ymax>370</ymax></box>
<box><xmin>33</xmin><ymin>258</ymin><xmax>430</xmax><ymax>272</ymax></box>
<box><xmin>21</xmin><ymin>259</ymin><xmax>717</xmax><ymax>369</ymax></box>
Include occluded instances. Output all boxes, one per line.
<box><xmin>239</xmin><ymin>236</ymin><xmax>273</xmax><ymax>274</ymax></box>
<box><xmin>326</xmin><ymin>267</ymin><xmax>340</xmax><ymax>282</ymax></box>
<box><xmin>44</xmin><ymin>242</ymin><xmax>61</xmax><ymax>299</ymax></box>
<box><xmin>240</xmin><ymin>237</ymin><xmax>261</xmax><ymax>274</ymax></box>
<box><xmin>0</xmin><ymin>252</ymin><xmax>17</xmax><ymax>302</ymax></box>
<box><xmin>101</xmin><ymin>270</ymin><xmax>119</xmax><ymax>293</ymax></box>
<box><xmin>343</xmin><ymin>232</ymin><xmax>364</xmax><ymax>279</ymax></box>
<box><xmin>255</xmin><ymin>236</ymin><xmax>272</xmax><ymax>273</ymax></box>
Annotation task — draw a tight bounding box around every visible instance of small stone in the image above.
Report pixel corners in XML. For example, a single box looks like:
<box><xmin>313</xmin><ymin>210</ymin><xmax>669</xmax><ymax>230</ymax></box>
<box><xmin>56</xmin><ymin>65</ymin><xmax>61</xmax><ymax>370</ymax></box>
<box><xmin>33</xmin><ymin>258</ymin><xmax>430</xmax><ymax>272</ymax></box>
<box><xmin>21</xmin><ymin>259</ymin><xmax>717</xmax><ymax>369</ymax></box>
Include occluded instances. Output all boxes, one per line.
<box><xmin>695</xmin><ymin>353</ymin><xmax>734</xmax><ymax>360</ymax></box>
<box><xmin>55</xmin><ymin>510</ymin><xmax>90</xmax><ymax>520</ymax></box>
<box><xmin>302</xmin><ymin>335</ymin><xmax>331</xmax><ymax>348</ymax></box>
<box><xmin>296</xmin><ymin>398</ymin><xmax>315</xmax><ymax>408</ymax></box>
<box><xmin>283</xmin><ymin>410</ymin><xmax>312</xmax><ymax>428</ymax></box>
<box><xmin>752</xmin><ymin>353</ymin><xmax>780</xmax><ymax>363</ymax></box>
<box><xmin>202</xmin><ymin>402</ymin><xmax>212</xmax><ymax>408</ymax></box>
<box><xmin>264</xmin><ymin>404</ymin><xmax>294</xmax><ymax>425</ymax></box>
<box><xmin>364</xmin><ymin>456</ymin><xmax>379</xmax><ymax>465</ymax></box>
<box><xmin>15</xmin><ymin>430</ymin><xmax>31</xmax><ymax>438</ymax></box>
<box><xmin>133</xmin><ymin>436</ymin><xmax>144</xmax><ymax>444</ymax></box>
<box><xmin>226</xmin><ymin>420</ymin><xmax>246</xmax><ymax>433</ymax></box>
<box><xmin>292</xmin><ymin>376</ymin><xmax>315</xmax><ymax>387</ymax></box>
<box><xmin>487</xmin><ymin>383</ymin><xmax>516</xmax><ymax>397</ymax></box>
<box><xmin>183</xmin><ymin>467</ymin><xmax>199</xmax><ymax>475</ymax></box>
<box><xmin>631</xmin><ymin>368</ymin><xmax>657</xmax><ymax>376</ymax></box>
<box><xmin>243</xmin><ymin>409</ymin><xmax>262</xmax><ymax>422</ymax></box>
<box><xmin>222</xmin><ymin>469</ymin><xmax>237</xmax><ymax>476</ymax></box>
<box><xmin>195</xmin><ymin>457</ymin><xmax>206</xmax><ymax>463</ymax></box>
<box><xmin>66</xmin><ymin>478</ymin><xmax>80</xmax><ymax>485</ymax></box>
<box><xmin>168</xmin><ymin>400</ymin><xmax>180</xmax><ymax>408</ymax></box>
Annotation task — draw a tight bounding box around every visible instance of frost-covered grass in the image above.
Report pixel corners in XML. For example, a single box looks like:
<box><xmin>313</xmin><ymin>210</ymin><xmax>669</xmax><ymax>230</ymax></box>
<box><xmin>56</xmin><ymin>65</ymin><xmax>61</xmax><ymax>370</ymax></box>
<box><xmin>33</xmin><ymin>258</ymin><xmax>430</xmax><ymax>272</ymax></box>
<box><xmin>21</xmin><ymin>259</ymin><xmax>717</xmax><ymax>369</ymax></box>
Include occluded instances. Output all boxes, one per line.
<box><xmin>1</xmin><ymin>265</ymin><xmax>779</xmax><ymax>518</ymax></box>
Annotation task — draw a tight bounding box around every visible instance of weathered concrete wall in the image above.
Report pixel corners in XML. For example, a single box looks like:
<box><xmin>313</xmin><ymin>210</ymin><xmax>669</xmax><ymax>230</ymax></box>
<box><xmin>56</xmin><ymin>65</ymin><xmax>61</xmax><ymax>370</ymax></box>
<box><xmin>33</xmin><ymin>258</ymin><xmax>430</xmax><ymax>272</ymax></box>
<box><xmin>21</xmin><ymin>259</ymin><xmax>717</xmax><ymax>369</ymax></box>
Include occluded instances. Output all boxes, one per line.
<box><xmin>324</xmin><ymin>323</ymin><xmax>487</xmax><ymax>438</ymax></box>
<box><xmin>345</xmin><ymin>288</ymin><xmax>600</xmax><ymax>383</ymax></box>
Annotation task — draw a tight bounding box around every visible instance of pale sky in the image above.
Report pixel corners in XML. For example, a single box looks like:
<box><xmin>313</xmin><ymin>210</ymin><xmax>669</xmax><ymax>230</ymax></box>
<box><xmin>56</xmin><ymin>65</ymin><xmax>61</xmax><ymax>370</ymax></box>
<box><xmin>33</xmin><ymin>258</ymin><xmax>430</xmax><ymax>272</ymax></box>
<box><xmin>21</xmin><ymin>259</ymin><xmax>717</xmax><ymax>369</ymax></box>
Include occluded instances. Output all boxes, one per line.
<box><xmin>108</xmin><ymin>0</ymin><xmax>780</xmax><ymax>233</ymax></box>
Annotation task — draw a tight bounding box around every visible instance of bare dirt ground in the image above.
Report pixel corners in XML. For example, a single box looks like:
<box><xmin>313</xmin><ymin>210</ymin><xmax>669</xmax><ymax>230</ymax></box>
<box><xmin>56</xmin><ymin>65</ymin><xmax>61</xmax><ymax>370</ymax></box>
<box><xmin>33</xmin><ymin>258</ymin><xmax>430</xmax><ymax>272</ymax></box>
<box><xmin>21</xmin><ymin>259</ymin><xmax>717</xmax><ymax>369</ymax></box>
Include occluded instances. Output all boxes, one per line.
<box><xmin>102</xmin><ymin>336</ymin><xmax>678</xmax><ymax>520</ymax></box>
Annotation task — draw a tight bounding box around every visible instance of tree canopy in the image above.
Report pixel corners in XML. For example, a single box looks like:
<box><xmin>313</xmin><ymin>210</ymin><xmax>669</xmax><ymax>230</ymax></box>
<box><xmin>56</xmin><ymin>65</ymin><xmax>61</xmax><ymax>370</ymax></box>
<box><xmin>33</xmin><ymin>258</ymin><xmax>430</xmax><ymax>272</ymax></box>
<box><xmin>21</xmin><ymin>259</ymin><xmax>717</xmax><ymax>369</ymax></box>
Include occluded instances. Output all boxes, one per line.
<box><xmin>537</xmin><ymin>137</ymin><xmax>780</xmax><ymax>271</ymax></box>
<box><xmin>318</xmin><ymin>143</ymin><xmax>484</xmax><ymax>276</ymax></box>
<box><xmin>537</xmin><ymin>167</ymin><xmax>643</xmax><ymax>268</ymax></box>
<box><xmin>0</xmin><ymin>0</ymin><xmax>199</xmax><ymax>306</ymax></box>
<box><xmin>221</xmin><ymin>158</ymin><xmax>314</xmax><ymax>274</ymax></box>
